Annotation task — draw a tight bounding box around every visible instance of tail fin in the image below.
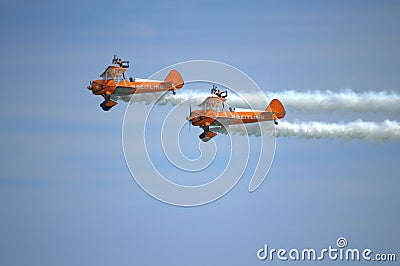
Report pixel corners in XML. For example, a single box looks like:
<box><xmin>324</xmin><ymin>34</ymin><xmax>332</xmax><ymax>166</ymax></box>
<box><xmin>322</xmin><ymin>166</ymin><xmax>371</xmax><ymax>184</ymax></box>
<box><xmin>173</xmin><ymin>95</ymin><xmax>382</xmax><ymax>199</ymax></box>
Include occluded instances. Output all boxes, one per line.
<box><xmin>165</xmin><ymin>70</ymin><xmax>184</xmax><ymax>88</ymax></box>
<box><xmin>266</xmin><ymin>99</ymin><xmax>286</xmax><ymax>119</ymax></box>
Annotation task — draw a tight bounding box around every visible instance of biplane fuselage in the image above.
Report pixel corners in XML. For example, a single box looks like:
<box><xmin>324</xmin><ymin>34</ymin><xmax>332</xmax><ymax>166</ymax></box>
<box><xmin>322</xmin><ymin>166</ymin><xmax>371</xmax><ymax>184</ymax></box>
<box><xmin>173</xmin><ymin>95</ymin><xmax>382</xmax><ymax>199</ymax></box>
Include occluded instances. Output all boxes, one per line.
<box><xmin>188</xmin><ymin>94</ymin><xmax>286</xmax><ymax>142</ymax></box>
<box><xmin>190</xmin><ymin>107</ymin><xmax>282</xmax><ymax>127</ymax></box>
<box><xmin>87</xmin><ymin>56</ymin><xmax>184</xmax><ymax>111</ymax></box>
<box><xmin>90</xmin><ymin>67</ymin><xmax>184</xmax><ymax>96</ymax></box>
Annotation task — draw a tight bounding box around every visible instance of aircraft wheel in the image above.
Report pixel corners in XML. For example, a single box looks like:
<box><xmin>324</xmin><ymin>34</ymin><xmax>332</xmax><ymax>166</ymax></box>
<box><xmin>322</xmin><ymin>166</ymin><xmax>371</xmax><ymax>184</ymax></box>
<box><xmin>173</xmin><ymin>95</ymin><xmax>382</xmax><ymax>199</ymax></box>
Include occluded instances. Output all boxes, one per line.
<box><xmin>100</xmin><ymin>101</ymin><xmax>112</xmax><ymax>111</ymax></box>
<box><xmin>199</xmin><ymin>132</ymin><xmax>206</xmax><ymax>139</ymax></box>
<box><xmin>199</xmin><ymin>132</ymin><xmax>211</xmax><ymax>142</ymax></box>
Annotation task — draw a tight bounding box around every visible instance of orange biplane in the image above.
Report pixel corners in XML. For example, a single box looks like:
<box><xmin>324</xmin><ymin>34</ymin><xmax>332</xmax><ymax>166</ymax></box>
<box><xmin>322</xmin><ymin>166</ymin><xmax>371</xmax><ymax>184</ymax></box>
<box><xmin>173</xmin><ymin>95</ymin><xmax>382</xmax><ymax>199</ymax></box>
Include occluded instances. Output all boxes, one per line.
<box><xmin>187</xmin><ymin>86</ymin><xmax>286</xmax><ymax>142</ymax></box>
<box><xmin>87</xmin><ymin>55</ymin><xmax>184</xmax><ymax>111</ymax></box>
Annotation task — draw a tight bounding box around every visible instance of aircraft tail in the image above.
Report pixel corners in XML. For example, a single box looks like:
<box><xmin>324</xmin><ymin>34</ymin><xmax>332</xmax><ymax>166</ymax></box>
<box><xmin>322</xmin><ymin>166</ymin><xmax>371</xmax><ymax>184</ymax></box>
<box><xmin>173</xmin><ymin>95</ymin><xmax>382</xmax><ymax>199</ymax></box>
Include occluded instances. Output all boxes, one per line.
<box><xmin>165</xmin><ymin>70</ymin><xmax>184</xmax><ymax>89</ymax></box>
<box><xmin>266</xmin><ymin>99</ymin><xmax>286</xmax><ymax>119</ymax></box>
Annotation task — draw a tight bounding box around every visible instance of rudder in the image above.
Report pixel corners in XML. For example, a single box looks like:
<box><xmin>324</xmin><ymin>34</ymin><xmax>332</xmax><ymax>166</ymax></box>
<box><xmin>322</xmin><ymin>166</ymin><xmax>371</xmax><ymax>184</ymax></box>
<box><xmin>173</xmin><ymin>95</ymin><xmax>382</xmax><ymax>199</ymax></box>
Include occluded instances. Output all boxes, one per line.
<box><xmin>266</xmin><ymin>99</ymin><xmax>286</xmax><ymax>119</ymax></box>
<box><xmin>165</xmin><ymin>70</ymin><xmax>184</xmax><ymax>88</ymax></box>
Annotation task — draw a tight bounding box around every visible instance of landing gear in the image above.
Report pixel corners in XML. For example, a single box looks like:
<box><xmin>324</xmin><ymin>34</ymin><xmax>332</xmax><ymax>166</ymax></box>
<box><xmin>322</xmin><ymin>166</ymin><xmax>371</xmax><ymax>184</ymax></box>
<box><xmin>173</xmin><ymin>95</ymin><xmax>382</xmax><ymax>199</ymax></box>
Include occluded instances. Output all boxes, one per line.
<box><xmin>272</xmin><ymin>113</ymin><xmax>279</xmax><ymax>125</ymax></box>
<box><xmin>172</xmin><ymin>90</ymin><xmax>176</xmax><ymax>95</ymax></box>
<box><xmin>100</xmin><ymin>95</ymin><xmax>118</xmax><ymax>111</ymax></box>
<box><xmin>199</xmin><ymin>132</ymin><xmax>207</xmax><ymax>141</ymax></box>
<box><xmin>100</xmin><ymin>101</ymin><xmax>113</xmax><ymax>111</ymax></box>
<box><xmin>199</xmin><ymin>126</ymin><xmax>217</xmax><ymax>142</ymax></box>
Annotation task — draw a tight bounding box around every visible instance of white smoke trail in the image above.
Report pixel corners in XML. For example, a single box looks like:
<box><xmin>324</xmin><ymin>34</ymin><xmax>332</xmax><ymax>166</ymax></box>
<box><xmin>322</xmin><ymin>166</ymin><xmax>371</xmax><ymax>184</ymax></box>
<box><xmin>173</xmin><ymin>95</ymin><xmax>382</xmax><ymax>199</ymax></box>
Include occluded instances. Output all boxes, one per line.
<box><xmin>219</xmin><ymin>120</ymin><xmax>400</xmax><ymax>141</ymax></box>
<box><xmin>277</xmin><ymin>120</ymin><xmax>400</xmax><ymax>141</ymax></box>
<box><xmin>264</xmin><ymin>89</ymin><xmax>400</xmax><ymax>113</ymax></box>
<box><xmin>112</xmin><ymin>89</ymin><xmax>400</xmax><ymax>113</ymax></box>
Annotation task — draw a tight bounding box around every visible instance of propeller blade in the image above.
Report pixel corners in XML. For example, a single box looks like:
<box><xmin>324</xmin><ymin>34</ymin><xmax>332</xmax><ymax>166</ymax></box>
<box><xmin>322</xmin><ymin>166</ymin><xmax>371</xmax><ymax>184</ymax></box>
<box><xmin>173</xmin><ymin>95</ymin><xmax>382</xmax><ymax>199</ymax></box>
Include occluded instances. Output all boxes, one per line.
<box><xmin>189</xmin><ymin>104</ymin><xmax>192</xmax><ymax>131</ymax></box>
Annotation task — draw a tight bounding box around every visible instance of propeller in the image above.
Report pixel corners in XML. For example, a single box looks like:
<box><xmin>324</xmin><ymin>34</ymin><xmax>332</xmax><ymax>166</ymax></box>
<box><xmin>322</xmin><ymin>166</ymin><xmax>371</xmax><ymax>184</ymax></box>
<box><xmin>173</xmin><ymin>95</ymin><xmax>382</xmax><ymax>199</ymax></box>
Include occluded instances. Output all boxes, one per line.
<box><xmin>87</xmin><ymin>81</ymin><xmax>92</xmax><ymax>90</ymax></box>
<box><xmin>188</xmin><ymin>104</ymin><xmax>192</xmax><ymax>131</ymax></box>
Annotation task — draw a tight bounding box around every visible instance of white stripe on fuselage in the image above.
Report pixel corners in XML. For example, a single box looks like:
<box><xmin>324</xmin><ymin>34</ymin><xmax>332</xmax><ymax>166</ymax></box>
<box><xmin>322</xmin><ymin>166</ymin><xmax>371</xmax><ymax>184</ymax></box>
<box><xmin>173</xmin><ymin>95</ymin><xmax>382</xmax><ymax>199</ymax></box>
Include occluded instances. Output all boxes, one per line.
<box><xmin>134</xmin><ymin>78</ymin><xmax>164</xmax><ymax>82</ymax></box>
<box><xmin>231</xmin><ymin>108</ymin><xmax>265</xmax><ymax>113</ymax></box>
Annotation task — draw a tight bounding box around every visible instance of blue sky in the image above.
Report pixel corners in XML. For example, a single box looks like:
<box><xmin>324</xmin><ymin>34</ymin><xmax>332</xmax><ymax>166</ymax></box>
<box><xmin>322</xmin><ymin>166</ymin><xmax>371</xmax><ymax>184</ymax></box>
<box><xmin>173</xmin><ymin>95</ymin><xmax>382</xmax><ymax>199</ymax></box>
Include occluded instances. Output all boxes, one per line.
<box><xmin>0</xmin><ymin>1</ymin><xmax>399</xmax><ymax>265</ymax></box>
